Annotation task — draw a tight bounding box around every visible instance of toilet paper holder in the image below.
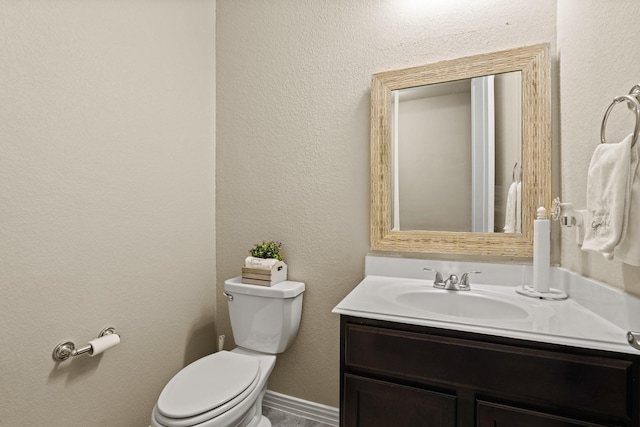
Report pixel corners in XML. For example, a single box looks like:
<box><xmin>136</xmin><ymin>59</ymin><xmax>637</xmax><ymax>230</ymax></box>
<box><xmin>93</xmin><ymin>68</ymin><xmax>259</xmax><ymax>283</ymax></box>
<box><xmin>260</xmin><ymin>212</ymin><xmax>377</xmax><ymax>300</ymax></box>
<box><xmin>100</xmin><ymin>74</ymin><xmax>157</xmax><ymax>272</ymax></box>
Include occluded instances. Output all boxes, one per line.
<box><xmin>52</xmin><ymin>327</ymin><xmax>119</xmax><ymax>362</ymax></box>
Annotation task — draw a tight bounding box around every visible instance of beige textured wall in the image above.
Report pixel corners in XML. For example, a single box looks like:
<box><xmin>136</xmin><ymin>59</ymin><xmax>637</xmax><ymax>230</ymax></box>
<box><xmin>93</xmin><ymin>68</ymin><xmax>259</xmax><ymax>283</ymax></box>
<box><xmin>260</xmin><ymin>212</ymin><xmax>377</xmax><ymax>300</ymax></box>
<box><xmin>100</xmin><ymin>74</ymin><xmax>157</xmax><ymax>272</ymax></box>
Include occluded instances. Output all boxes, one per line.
<box><xmin>0</xmin><ymin>1</ymin><xmax>216</xmax><ymax>426</ymax></box>
<box><xmin>558</xmin><ymin>1</ymin><xmax>640</xmax><ymax>296</ymax></box>
<box><xmin>216</xmin><ymin>0</ymin><xmax>556</xmax><ymax>407</ymax></box>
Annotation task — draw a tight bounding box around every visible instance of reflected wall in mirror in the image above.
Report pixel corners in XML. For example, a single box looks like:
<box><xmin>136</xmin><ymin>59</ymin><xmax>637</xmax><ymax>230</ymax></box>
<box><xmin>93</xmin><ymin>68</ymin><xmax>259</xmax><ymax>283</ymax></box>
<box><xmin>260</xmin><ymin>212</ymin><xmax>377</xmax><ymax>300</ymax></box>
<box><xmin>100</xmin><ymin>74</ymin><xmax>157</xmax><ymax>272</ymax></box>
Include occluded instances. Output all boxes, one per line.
<box><xmin>391</xmin><ymin>72</ymin><xmax>522</xmax><ymax>233</ymax></box>
<box><xmin>371</xmin><ymin>44</ymin><xmax>551</xmax><ymax>257</ymax></box>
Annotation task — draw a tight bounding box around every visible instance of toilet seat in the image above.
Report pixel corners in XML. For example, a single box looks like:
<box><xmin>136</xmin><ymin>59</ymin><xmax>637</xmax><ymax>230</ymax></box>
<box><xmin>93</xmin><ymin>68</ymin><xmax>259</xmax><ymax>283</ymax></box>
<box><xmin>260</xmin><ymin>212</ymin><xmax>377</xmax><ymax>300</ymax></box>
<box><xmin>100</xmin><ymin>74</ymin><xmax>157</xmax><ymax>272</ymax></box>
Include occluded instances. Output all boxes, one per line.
<box><xmin>154</xmin><ymin>351</ymin><xmax>261</xmax><ymax>427</ymax></box>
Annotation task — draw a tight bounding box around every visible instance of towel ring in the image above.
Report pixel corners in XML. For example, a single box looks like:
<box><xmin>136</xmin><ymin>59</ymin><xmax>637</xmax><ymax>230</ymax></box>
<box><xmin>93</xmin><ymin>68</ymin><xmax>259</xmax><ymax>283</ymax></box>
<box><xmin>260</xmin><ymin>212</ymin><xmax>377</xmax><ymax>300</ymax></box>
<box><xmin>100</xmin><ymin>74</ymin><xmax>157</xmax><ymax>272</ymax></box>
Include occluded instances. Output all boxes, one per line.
<box><xmin>601</xmin><ymin>87</ymin><xmax>640</xmax><ymax>148</ymax></box>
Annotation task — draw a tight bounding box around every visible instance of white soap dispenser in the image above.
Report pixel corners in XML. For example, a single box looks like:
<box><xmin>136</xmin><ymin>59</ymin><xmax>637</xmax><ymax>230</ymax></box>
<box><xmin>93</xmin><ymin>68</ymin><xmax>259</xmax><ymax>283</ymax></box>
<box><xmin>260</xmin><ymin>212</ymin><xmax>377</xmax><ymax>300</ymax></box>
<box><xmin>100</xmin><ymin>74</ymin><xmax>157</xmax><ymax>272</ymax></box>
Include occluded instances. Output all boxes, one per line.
<box><xmin>533</xmin><ymin>206</ymin><xmax>550</xmax><ymax>293</ymax></box>
<box><xmin>516</xmin><ymin>206</ymin><xmax>568</xmax><ymax>300</ymax></box>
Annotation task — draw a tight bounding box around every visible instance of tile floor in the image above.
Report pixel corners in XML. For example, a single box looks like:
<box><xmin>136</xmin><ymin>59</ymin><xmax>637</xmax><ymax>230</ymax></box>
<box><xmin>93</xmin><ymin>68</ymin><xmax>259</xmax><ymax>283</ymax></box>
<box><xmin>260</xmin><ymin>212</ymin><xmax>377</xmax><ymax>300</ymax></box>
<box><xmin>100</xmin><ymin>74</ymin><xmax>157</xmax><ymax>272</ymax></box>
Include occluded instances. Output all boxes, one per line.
<box><xmin>263</xmin><ymin>406</ymin><xmax>334</xmax><ymax>427</ymax></box>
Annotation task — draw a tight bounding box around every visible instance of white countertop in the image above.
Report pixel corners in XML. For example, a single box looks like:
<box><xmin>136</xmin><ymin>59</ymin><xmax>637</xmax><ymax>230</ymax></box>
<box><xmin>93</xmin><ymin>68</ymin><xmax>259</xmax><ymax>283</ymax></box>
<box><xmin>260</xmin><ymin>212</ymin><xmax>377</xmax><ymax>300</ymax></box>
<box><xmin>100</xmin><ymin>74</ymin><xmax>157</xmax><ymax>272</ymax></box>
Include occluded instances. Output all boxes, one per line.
<box><xmin>332</xmin><ymin>256</ymin><xmax>640</xmax><ymax>355</ymax></box>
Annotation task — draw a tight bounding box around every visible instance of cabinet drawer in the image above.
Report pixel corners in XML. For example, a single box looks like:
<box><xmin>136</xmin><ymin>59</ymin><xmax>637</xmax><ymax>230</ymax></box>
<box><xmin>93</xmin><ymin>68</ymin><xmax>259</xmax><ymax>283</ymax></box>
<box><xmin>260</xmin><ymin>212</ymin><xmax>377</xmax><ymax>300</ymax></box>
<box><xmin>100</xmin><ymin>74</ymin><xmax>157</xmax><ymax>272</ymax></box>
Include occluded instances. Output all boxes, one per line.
<box><xmin>343</xmin><ymin>374</ymin><xmax>456</xmax><ymax>427</ymax></box>
<box><xmin>344</xmin><ymin>323</ymin><xmax>634</xmax><ymax>419</ymax></box>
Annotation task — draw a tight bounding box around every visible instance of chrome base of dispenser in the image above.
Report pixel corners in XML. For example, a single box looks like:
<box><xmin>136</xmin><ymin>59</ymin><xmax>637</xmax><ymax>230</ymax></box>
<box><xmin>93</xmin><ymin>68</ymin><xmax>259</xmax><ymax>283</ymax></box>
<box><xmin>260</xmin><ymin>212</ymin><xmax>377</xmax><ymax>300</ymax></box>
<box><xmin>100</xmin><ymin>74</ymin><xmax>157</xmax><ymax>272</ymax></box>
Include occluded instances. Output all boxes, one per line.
<box><xmin>516</xmin><ymin>285</ymin><xmax>568</xmax><ymax>300</ymax></box>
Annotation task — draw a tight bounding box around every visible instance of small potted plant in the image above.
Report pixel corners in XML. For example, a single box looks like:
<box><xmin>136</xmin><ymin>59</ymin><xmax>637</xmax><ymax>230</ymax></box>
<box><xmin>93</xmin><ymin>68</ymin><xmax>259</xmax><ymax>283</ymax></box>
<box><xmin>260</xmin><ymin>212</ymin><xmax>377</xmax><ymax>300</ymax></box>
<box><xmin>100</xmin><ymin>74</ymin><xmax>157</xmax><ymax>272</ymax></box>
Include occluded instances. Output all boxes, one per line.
<box><xmin>249</xmin><ymin>241</ymin><xmax>283</xmax><ymax>261</ymax></box>
<box><xmin>242</xmin><ymin>241</ymin><xmax>287</xmax><ymax>286</ymax></box>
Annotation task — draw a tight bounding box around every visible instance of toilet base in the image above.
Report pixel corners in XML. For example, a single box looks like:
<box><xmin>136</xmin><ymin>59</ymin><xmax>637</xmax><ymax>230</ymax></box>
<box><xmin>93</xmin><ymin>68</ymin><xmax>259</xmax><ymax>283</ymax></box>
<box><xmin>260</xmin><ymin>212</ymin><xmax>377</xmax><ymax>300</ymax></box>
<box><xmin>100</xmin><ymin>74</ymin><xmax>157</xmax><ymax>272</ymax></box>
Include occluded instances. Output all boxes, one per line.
<box><xmin>248</xmin><ymin>415</ymin><xmax>271</xmax><ymax>427</ymax></box>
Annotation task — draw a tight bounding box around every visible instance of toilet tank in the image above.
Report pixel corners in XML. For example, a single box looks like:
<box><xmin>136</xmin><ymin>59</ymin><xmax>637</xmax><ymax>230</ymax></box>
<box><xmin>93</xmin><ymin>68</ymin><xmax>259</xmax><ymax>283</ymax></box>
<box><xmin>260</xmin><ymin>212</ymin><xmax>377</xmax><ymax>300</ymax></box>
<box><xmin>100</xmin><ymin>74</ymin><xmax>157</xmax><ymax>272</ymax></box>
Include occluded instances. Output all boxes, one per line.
<box><xmin>224</xmin><ymin>277</ymin><xmax>305</xmax><ymax>354</ymax></box>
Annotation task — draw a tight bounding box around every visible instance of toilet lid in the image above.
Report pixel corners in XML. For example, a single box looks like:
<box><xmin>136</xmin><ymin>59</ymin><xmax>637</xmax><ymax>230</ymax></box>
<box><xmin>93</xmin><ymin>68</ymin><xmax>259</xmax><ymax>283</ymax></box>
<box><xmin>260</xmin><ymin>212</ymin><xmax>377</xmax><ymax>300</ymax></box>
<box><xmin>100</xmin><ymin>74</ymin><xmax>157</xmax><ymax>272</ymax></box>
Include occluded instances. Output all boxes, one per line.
<box><xmin>157</xmin><ymin>351</ymin><xmax>260</xmax><ymax>419</ymax></box>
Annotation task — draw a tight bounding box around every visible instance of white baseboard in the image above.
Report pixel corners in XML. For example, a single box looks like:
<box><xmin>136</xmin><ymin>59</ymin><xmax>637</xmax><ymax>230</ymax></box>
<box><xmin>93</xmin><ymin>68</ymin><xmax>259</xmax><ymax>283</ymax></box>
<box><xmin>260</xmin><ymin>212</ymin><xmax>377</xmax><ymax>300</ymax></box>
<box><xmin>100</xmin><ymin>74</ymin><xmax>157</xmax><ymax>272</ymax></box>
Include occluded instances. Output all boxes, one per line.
<box><xmin>262</xmin><ymin>390</ymin><xmax>339</xmax><ymax>426</ymax></box>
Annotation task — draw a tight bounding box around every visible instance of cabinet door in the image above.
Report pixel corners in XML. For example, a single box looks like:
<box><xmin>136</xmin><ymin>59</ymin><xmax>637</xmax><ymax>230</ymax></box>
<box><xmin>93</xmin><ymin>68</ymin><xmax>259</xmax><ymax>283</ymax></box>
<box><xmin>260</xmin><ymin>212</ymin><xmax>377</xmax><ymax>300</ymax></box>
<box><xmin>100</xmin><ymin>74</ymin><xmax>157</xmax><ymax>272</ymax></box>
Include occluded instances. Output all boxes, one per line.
<box><xmin>476</xmin><ymin>401</ymin><xmax>614</xmax><ymax>427</ymax></box>
<box><xmin>343</xmin><ymin>374</ymin><xmax>456</xmax><ymax>427</ymax></box>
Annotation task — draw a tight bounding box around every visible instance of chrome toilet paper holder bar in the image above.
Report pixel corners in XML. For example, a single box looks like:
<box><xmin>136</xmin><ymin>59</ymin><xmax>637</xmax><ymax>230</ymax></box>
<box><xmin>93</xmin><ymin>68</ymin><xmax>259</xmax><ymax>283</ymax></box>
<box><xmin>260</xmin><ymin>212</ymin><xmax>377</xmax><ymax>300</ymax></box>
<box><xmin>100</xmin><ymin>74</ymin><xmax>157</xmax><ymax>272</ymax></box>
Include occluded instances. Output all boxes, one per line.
<box><xmin>52</xmin><ymin>327</ymin><xmax>118</xmax><ymax>362</ymax></box>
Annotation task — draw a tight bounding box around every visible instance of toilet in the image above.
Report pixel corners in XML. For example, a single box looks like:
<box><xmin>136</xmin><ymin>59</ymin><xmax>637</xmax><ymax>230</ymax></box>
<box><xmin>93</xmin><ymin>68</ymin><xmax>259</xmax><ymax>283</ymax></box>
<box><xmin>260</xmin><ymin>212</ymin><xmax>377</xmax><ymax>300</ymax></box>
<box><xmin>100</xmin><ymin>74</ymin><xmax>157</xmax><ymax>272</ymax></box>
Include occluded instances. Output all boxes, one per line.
<box><xmin>151</xmin><ymin>276</ymin><xmax>305</xmax><ymax>427</ymax></box>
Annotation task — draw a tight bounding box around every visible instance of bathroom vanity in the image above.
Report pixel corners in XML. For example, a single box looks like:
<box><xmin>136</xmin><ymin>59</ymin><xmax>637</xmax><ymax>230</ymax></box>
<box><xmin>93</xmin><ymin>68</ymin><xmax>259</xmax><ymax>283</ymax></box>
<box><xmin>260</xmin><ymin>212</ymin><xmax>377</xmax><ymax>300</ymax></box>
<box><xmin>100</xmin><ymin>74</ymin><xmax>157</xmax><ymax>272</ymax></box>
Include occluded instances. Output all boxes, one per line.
<box><xmin>334</xmin><ymin>257</ymin><xmax>640</xmax><ymax>427</ymax></box>
<box><xmin>340</xmin><ymin>316</ymin><xmax>638</xmax><ymax>426</ymax></box>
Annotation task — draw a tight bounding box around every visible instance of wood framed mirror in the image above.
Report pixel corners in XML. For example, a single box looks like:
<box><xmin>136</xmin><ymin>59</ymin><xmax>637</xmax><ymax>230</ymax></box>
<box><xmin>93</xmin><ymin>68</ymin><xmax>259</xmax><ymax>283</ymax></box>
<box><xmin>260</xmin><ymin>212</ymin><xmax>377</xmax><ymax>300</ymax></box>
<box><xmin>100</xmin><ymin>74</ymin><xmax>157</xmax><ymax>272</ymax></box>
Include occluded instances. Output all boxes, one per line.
<box><xmin>370</xmin><ymin>44</ymin><xmax>551</xmax><ymax>257</ymax></box>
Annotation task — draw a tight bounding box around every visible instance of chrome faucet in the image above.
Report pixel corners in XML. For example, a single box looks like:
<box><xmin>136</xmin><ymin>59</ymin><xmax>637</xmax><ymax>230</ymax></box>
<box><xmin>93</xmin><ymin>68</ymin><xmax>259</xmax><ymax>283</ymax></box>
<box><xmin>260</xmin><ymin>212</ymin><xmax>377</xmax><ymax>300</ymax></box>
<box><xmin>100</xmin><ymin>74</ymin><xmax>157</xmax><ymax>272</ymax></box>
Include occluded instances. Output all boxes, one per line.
<box><xmin>443</xmin><ymin>274</ymin><xmax>462</xmax><ymax>290</ymax></box>
<box><xmin>457</xmin><ymin>271</ymin><xmax>481</xmax><ymax>290</ymax></box>
<box><xmin>423</xmin><ymin>268</ymin><xmax>444</xmax><ymax>287</ymax></box>
<box><xmin>424</xmin><ymin>268</ymin><xmax>480</xmax><ymax>291</ymax></box>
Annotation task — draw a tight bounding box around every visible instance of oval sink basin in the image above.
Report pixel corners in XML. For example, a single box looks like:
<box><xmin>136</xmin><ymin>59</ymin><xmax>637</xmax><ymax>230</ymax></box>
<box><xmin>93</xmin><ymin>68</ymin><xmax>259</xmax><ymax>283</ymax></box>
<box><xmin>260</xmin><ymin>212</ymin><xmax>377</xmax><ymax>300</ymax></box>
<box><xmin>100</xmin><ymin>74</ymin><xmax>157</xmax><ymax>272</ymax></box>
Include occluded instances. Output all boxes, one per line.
<box><xmin>395</xmin><ymin>291</ymin><xmax>529</xmax><ymax>320</ymax></box>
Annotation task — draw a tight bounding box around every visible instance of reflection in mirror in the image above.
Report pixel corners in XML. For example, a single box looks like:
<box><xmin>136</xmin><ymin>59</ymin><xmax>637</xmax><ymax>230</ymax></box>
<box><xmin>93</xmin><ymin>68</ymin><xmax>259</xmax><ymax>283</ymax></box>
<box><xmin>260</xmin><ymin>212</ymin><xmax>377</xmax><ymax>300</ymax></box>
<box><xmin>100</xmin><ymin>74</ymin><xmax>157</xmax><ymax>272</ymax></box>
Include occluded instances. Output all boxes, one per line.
<box><xmin>391</xmin><ymin>72</ymin><xmax>522</xmax><ymax>233</ymax></box>
<box><xmin>370</xmin><ymin>44</ymin><xmax>551</xmax><ymax>257</ymax></box>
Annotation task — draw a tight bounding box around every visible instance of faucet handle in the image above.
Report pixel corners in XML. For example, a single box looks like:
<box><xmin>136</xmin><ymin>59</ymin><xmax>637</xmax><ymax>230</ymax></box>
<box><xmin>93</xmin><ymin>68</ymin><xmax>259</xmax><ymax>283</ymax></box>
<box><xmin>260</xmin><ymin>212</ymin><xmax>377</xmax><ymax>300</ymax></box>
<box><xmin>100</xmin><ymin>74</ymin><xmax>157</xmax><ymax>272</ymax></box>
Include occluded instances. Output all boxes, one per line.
<box><xmin>424</xmin><ymin>268</ymin><xmax>444</xmax><ymax>287</ymax></box>
<box><xmin>459</xmin><ymin>271</ymin><xmax>481</xmax><ymax>290</ymax></box>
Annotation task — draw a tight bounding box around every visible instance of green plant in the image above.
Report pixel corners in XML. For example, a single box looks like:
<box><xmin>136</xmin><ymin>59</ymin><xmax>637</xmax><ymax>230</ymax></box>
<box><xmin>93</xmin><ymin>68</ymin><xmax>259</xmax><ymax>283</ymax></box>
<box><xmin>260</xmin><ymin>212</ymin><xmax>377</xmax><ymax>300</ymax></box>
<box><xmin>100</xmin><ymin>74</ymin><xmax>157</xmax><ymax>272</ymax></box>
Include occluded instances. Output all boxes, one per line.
<box><xmin>249</xmin><ymin>241</ymin><xmax>283</xmax><ymax>261</ymax></box>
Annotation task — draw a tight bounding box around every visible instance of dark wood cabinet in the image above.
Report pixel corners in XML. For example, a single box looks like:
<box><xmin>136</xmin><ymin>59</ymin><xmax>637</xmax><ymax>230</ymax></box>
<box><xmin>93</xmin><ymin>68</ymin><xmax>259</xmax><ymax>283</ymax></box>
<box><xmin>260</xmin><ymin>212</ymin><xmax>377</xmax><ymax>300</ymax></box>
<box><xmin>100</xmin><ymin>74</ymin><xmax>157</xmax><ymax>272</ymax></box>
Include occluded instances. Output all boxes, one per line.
<box><xmin>476</xmin><ymin>401</ymin><xmax>610</xmax><ymax>427</ymax></box>
<box><xmin>340</xmin><ymin>316</ymin><xmax>640</xmax><ymax>427</ymax></box>
<box><xmin>344</xmin><ymin>374</ymin><xmax>456</xmax><ymax>427</ymax></box>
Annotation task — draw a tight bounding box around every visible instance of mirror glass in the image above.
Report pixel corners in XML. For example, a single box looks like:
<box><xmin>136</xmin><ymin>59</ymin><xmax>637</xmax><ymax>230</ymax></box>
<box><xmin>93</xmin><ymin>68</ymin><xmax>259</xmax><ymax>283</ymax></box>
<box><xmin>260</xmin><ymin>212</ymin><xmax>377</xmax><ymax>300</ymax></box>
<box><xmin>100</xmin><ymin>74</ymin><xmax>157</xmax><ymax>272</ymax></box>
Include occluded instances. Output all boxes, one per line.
<box><xmin>391</xmin><ymin>72</ymin><xmax>522</xmax><ymax>233</ymax></box>
<box><xmin>370</xmin><ymin>44</ymin><xmax>551</xmax><ymax>257</ymax></box>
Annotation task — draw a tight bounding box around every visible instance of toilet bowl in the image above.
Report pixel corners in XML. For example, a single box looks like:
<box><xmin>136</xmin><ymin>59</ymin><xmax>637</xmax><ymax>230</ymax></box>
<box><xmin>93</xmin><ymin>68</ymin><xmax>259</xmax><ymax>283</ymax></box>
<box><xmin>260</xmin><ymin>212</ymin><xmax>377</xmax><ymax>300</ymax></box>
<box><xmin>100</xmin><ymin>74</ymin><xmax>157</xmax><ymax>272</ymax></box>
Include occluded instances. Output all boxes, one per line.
<box><xmin>151</xmin><ymin>277</ymin><xmax>305</xmax><ymax>427</ymax></box>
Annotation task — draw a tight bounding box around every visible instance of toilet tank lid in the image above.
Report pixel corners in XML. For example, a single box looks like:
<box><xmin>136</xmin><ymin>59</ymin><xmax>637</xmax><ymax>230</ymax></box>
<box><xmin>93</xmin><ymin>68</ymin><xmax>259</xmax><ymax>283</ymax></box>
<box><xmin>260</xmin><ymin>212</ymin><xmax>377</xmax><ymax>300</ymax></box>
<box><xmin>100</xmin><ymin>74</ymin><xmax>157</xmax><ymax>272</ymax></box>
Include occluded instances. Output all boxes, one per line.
<box><xmin>224</xmin><ymin>276</ymin><xmax>305</xmax><ymax>298</ymax></box>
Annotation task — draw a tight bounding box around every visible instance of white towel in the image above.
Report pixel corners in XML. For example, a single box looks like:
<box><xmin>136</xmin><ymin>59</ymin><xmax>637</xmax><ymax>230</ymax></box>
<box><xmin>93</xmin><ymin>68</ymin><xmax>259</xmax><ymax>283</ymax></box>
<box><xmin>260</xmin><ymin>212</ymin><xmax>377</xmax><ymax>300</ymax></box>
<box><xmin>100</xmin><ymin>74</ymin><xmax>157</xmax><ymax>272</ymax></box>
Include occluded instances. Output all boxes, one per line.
<box><xmin>244</xmin><ymin>256</ymin><xmax>279</xmax><ymax>270</ymax></box>
<box><xmin>614</xmin><ymin>136</ymin><xmax>640</xmax><ymax>265</ymax></box>
<box><xmin>503</xmin><ymin>181</ymin><xmax>517</xmax><ymax>233</ymax></box>
<box><xmin>582</xmin><ymin>134</ymin><xmax>636</xmax><ymax>259</ymax></box>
